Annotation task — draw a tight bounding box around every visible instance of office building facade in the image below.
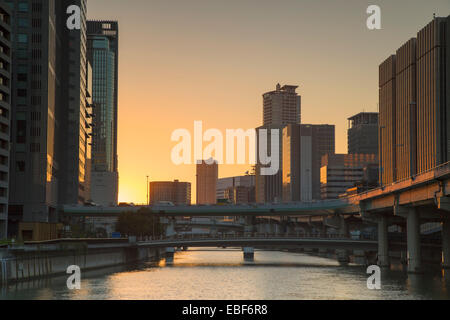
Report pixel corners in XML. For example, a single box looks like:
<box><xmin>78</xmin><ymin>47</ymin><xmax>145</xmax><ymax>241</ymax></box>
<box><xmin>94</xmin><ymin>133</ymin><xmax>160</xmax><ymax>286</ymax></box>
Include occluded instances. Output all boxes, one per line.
<box><xmin>282</xmin><ymin>124</ymin><xmax>335</xmax><ymax>202</ymax></box>
<box><xmin>5</xmin><ymin>0</ymin><xmax>92</xmax><ymax>238</ymax></box>
<box><xmin>348</xmin><ymin>112</ymin><xmax>379</xmax><ymax>155</ymax></box>
<box><xmin>150</xmin><ymin>180</ymin><xmax>191</xmax><ymax>206</ymax></box>
<box><xmin>217</xmin><ymin>175</ymin><xmax>255</xmax><ymax>204</ymax></box>
<box><xmin>256</xmin><ymin>84</ymin><xmax>301</xmax><ymax>203</ymax></box>
<box><xmin>87</xmin><ymin>20</ymin><xmax>119</xmax><ymax>206</ymax></box>
<box><xmin>196</xmin><ymin>159</ymin><xmax>218</xmax><ymax>205</ymax></box>
<box><xmin>320</xmin><ymin>154</ymin><xmax>378</xmax><ymax>199</ymax></box>
<box><xmin>263</xmin><ymin>83</ymin><xmax>301</xmax><ymax>126</ymax></box>
<box><xmin>7</xmin><ymin>0</ymin><xmax>63</xmax><ymax>229</ymax></box>
<box><xmin>379</xmin><ymin>16</ymin><xmax>450</xmax><ymax>185</ymax></box>
<box><xmin>59</xmin><ymin>0</ymin><xmax>91</xmax><ymax>206</ymax></box>
<box><xmin>0</xmin><ymin>3</ymin><xmax>10</xmax><ymax>239</ymax></box>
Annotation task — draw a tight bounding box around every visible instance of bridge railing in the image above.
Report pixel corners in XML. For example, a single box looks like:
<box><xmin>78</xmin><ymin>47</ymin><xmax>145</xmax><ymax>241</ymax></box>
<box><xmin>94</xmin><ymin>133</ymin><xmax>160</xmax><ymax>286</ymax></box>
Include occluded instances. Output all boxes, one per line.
<box><xmin>142</xmin><ymin>232</ymin><xmax>377</xmax><ymax>243</ymax></box>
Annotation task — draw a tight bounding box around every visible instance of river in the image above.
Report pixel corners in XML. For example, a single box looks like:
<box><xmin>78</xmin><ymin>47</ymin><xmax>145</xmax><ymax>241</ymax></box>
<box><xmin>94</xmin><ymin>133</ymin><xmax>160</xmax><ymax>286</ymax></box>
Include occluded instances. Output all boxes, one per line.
<box><xmin>1</xmin><ymin>249</ymin><xmax>450</xmax><ymax>300</ymax></box>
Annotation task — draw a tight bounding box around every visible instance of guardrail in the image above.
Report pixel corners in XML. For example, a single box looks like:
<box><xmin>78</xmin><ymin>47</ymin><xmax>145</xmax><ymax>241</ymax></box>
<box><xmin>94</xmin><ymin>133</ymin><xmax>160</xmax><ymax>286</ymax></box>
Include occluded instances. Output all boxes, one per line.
<box><xmin>142</xmin><ymin>232</ymin><xmax>377</xmax><ymax>242</ymax></box>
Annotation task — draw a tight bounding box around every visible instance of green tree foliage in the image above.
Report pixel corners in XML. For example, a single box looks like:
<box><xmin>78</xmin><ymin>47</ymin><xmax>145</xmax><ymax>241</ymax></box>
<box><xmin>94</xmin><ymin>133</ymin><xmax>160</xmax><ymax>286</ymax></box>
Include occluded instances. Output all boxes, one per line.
<box><xmin>116</xmin><ymin>208</ymin><xmax>163</xmax><ymax>237</ymax></box>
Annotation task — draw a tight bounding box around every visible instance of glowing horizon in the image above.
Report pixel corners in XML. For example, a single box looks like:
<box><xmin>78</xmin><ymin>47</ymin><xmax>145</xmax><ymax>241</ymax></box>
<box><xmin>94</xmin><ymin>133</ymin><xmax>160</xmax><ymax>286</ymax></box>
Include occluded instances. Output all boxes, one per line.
<box><xmin>87</xmin><ymin>0</ymin><xmax>450</xmax><ymax>204</ymax></box>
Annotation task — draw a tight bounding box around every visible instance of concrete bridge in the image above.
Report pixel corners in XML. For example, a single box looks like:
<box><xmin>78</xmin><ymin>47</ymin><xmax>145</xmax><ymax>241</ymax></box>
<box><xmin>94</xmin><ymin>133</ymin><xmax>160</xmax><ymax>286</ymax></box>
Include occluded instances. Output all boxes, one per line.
<box><xmin>61</xmin><ymin>162</ymin><xmax>450</xmax><ymax>273</ymax></box>
<box><xmin>137</xmin><ymin>233</ymin><xmax>378</xmax><ymax>264</ymax></box>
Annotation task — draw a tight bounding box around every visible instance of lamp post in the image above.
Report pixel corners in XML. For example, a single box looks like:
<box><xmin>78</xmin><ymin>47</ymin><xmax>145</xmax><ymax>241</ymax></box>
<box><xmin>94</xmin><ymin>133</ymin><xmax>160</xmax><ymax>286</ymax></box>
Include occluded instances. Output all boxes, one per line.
<box><xmin>146</xmin><ymin>175</ymin><xmax>149</xmax><ymax>206</ymax></box>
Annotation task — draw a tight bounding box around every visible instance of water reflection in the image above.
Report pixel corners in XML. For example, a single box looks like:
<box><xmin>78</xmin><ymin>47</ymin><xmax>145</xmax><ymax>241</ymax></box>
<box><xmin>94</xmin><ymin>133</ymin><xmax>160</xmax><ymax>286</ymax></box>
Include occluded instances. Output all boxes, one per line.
<box><xmin>1</xmin><ymin>249</ymin><xmax>450</xmax><ymax>300</ymax></box>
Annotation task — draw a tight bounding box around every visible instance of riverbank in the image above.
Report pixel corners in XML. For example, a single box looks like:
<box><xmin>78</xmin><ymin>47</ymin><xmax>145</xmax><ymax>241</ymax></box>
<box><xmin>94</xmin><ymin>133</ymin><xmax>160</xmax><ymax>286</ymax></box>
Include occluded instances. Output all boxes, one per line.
<box><xmin>0</xmin><ymin>239</ymin><xmax>164</xmax><ymax>285</ymax></box>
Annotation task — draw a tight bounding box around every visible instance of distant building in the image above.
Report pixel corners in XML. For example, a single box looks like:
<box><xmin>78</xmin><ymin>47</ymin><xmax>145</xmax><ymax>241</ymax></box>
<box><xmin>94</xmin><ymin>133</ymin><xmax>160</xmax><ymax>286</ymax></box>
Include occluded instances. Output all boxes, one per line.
<box><xmin>282</xmin><ymin>124</ymin><xmax>335</xmax><ymax>202</ymax></box>
<box><xmin>263</xmin><ymin>83</ymin><xmax>301</xmax><ymax>126</ymax></box>
<box><xmin>150</xmin><ymin>180</ymin><xmax>191</xmax><ymax>206</ymax></box>
<box><xmin>87</xmin><ymin>20</ymin><xmax>119</xmax><ymax>206</ymax></box>
<box><xmin>348</xmin><ymin>112</ymin><xmax>378</xmax><ymax>155</ymax></box>
<box><xmin>217</xmin><ymin>175</ymin><xmax>255</xmax><ymax>204</ymax></box>
<box><xmin>379</xmin><ymin>16</ymin><xmax>450</xmax><ymax>185</ymax></box>
<box><xmin>0</xmin><ymin>3</ymin><xmax>10</xmax><ymax>239</ymax></box>
<box><xmin>320</xmin><ymin>154</ymin><xmax>378</xmax><ymax>199</ymax></box>
<box><xmin>256</xmin><ymin>84</ymin><xmax>302</xmax><ymax>204</ymax></box>
<box><xmin>196</xmin><ymin>159</ymin><xmax>218</xmax><ymax>205</ymax></box>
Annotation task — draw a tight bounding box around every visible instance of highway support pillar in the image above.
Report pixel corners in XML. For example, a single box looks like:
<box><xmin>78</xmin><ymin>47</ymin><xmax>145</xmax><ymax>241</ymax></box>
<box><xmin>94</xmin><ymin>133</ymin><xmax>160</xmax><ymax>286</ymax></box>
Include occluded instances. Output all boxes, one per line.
<box><xmin>337</xmin><ymin>217</ymin><xmax>349</xmax><ymax>265</ymax></box>
<box><xmin>377</xmin><ymin>215</ymin><xmax>390</xmax><ymax>268</ymax></box>
<box><xmin>165</xmin><ymin>218</ymin><xmax>176</xmax><ymax>238</ymax></box>
<box><xmin>443</xmin><ymin>219</ymin><xmax>450</xmax><ymax>269</ymax></box>
<box><xmin>406</xmin><ymin>208</ymin><xmax>422</xmax><ymax>273</ymax></box>
<box><xmin>243</xmin><ymin>247</ymin><xmax>254</xmax><ymax>261</ymax></box>
<box><xmin>165</xmin><ymin>247</ymin><xmax>175</xmax><ymax>264</ymax></box>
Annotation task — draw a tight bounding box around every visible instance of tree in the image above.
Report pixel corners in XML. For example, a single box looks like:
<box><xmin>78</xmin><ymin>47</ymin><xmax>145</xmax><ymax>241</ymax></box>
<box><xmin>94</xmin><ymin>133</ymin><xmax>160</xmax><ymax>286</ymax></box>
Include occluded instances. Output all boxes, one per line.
<box><xmin>116</xmin><ymin>208</ymin><xmax>163</xmax><ymax>237</ymax></box>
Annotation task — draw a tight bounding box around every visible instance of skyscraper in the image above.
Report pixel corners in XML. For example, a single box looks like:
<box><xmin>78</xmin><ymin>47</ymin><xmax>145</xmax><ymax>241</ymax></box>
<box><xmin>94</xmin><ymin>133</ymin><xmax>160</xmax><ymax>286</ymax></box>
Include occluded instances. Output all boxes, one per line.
<box><xmin>5</xmin><ymin>0</ymin><xmax>91</xmax><ymax>239</ymax></box>
<box><xmin>87</xmin><ymin>20</ymin><xmax>119</xmax><ymax>206</ymax></box>
<box><xmin>347</xmin><ymin>112</ymin><xmax>379</xmax><ymax>155</ymax></box>
<box><xmin>7</xmin><ymin>0</ymin><xmax>63</xmax><ymax>231</ymax></box>
<box><xmin>59</xmin><ymin>0</ymin><xmax>91</xmax><ymax>206</ymax></box>
<box><xmin>263</xmin><ymin>83</ymin><xmax>301</xmax><ymax>126</ymax></box>
<box><xmin>379</xmin><ymin>15</ymin><xmax>450</xmax><ymax>185</ymax></box>
<box><xmin>256</xmin><ymin>84</ymin><xmax>301</xmax><ymax>203</ymax></box>
<box><xmin>196</xmin><ymin>159</ymin><xmax>218</xmax><ymax>205</ymax></box>
<box><xmin>282</xmin><ymin>124</ymin><xmax>335</xmax><ymax>202</ymax></box>
<box><xmin>0</xmin><ymin>3</ymin><xmax>11</xmax><ymax>239</ymax></box>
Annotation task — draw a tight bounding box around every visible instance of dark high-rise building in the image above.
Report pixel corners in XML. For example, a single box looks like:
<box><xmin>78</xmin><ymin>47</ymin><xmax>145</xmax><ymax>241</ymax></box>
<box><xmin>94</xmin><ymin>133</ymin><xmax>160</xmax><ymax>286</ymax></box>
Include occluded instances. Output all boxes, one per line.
<box><xmin>87</xmin><ymin>20</ymin><xmax>119</xmax><ymax>206</ymax></box>
<box><xmin>0</xmin><ymin>3</ymin><xmax>11</xmax><ymax>239</ymax></box>
<box><xmin>282</xmin><ymin>124</ymin><xmax>335</xmax><ymax>202</ymax></box>
<box><xmin>59</xmin><ymin>0</ymin><xmax>91</xmax><ymax>206</ymax></box>
<box><xmin>5</xmin><ymin>0</ymin><xmax>91</xmax><ymax>239</ymax></box>
<box><xmin>348</xmin><ymin>112</ymin><xmax>379</xmax><ymax>155</ymax></box>
<box><xmin>379</xmin><ymin>16</ymin><xmax>450</xmax><ymax>185</ymax></box>
<box><xmin>255</xmin><ymin>124</ymin><xmax>284</xmax><ymax>203</ymax></box>
<box><xmin>7</xmin><ymin>0</ymin><xmax>63</xmax><ymax>230</ymax></box>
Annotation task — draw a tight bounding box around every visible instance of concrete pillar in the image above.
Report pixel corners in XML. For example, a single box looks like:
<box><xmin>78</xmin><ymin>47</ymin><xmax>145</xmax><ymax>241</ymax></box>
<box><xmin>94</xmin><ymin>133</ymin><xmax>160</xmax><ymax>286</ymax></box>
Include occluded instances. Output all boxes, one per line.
<box><xmin>165</xmin><ymin>219</ymin><xmax>176</xmax><ymax>238</ymax></box>
<box><xmin>339</xmin><ymin>217</ymin><xmax>348</xmax><ymax>238</ymax></box>
<box><xmin>377</xmin><ymin>216</ymin><xmax>390</xmax><ymax>268</ymax></box>
<box><xmin>442</xmin><ymin>219</ymin><xmax>450</xmax><ymax>269</ymax></box>
<box><xmin>165</xmin><ymin>247</ymin><xmax>175</xmax><ymax>264</ymax></box>
<box><xmin>243</xmin><ymin>247</ymin><xmax>254</xmax><ymax>261</ymax></box>
<box><xmin>406</xmin><ymin>208</ymin><xmax>422</xmax><ymax>273</ymax></box>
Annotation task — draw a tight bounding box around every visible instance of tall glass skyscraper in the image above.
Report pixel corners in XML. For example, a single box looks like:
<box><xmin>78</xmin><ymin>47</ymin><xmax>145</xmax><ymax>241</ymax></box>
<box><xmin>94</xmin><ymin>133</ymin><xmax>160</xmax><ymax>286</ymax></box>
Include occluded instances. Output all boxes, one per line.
<box><xmin>87</xmin><ymin>21</ymin><xmax>119</xmax><ymax>206</ymax></box>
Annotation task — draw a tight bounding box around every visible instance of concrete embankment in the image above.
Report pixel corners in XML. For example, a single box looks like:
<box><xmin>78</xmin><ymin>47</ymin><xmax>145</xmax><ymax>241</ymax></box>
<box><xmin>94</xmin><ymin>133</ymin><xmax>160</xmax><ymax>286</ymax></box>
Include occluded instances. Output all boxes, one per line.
<box><xmin>0</xmin><ymin>239</ymin><xmax>164</xmax><ymax>285</ymax></box>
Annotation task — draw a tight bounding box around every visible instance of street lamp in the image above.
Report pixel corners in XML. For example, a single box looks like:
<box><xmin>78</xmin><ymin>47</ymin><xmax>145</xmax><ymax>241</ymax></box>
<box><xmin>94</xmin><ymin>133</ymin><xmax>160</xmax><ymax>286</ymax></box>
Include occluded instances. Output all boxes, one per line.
<box><xmin>146</xmin><ymin>175</ymin><xmax>149</xmax><ymax>206</ymax></box>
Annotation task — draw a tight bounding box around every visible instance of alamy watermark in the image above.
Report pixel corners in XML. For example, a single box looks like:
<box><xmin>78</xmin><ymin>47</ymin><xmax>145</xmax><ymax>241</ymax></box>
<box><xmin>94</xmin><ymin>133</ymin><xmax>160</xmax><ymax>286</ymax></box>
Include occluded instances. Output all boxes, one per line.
<box><xmin>66</xmin><ymin>265</ymin><xmax>81</xmax><ymax>290</ymax></box>
<box><xmin>171</xmin><ymin>121</ymin><xmax>280</xmax><ymax>176</ymax></box>
<box><xmin>367</xmin><ymin>5</ymin><xmax>381</xmax><ymax>30</ymax></box>
<box><xmin>367</xmin><ymin>265</ymin><xmax>381</xmax><ymax>290</ymax></box>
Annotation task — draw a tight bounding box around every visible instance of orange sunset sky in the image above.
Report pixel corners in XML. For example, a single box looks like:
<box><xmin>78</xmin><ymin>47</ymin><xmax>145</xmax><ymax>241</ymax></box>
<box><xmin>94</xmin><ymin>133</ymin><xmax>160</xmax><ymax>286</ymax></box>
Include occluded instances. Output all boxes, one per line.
<box><xmin>88</xmin><ymin>0</ymin><xmax>450</xmax><ymax>204</ymax></box>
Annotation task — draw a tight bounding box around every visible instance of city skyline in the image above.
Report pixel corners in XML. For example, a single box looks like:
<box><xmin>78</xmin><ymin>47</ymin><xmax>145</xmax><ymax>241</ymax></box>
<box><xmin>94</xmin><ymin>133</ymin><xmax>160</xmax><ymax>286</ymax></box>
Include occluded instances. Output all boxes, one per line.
<box><xmin>1</xmin><ymin>0</ymin><xmax>450</xmax><ymax>303</ymax></box>
<box><xmin>87</xmin><ymin>0</ymin><xmax>450</xmax><ymax>204</ymax></box>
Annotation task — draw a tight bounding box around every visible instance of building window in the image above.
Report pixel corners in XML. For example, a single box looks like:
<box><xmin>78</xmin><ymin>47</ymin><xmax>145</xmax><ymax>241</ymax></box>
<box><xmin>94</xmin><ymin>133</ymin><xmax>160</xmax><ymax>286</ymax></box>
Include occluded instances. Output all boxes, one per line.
<box><xmin>16</xmin><ymin>161</ymin><xmax>25</xmax><ymax>172</ymax></box>
<box><xmin>18</xmin><ymin>2</ymin><xmax>29</xmax><ymax>12</ymax></box>
<box><xmin>17</xmin><ymin>34</ymin><xmax>28</xmax><ymax>43</ymax></box>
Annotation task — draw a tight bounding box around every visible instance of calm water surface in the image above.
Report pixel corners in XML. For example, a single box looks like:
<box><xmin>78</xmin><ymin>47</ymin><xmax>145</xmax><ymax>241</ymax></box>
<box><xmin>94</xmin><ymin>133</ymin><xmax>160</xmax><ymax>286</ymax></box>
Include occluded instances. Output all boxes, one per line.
<box><xmin>2</xmin><ymin>249</ymin><xmax>450</xmax><ymax>300</ymax></box>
